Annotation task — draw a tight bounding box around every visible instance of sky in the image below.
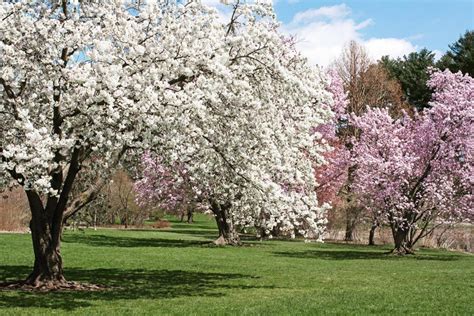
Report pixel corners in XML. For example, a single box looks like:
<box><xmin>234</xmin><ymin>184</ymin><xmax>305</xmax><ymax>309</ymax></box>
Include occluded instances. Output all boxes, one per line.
<box><xmin>203</xmin><ymin>0</ymin><xmax>474</xmax><ymax>67</ymax></box>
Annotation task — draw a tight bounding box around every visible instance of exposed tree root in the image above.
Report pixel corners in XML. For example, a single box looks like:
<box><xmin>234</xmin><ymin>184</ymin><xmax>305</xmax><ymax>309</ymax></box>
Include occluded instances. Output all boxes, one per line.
<box><xmin>0</xmin><ymin>280</ymin><xmax>107</xmax><ymax>292</ymax></box>
<box><xmin>213</xmin><ymin>235</ymin><xmax>242</xmax><ymax>246</ymax></box>
<box><xmin>388</xmin><ymin>246</ymin><xmax>416</xmax><ymax>256</ymax></box>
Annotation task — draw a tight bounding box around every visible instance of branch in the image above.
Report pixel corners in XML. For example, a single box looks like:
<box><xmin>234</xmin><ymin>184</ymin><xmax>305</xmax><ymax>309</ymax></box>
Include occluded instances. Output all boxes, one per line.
<box><xmin>0</xmin><ymin>148</ymin><xmax>26</xmax><ymax>185</ymax></box>
<box><xmin>55</xmin><ymin>145</ymin><xmax>82</xmax><ymax>216</ymax></box>
<box><xmin>0</xmin><ymin>78</ymin><xmax>16</xmax><ymax>99</ymax></box>
<box><xmin>408</xmin><ymin>143</ymin><xmax>441</xmax><ymax>201</ymax></box>
<box><xmin>201</xmin><ymin>135</ymin><xmax>263</xmax><ymax>194</ymax></box>
<box><xmin>63</xmin><ymin>146</ymin><xmax>128</xmax><ymax>221</ymax></box>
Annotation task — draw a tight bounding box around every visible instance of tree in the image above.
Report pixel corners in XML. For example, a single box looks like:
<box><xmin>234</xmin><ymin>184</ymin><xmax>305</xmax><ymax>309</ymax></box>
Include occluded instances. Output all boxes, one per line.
<box><xmin>133</xmin><ymin>4</ymin><xmax>335</xmax><ymax>245</ymax></box>
<box><xmin>134</xmin><ymin>152</ymin><xmax>207</xmax><ymax>225</ymax></box>
<box><xmin>1</xmin><ymin>0</ymin><xmax>332</xmax><ymax>287</ymax></box>
<box><xmin>331</xmin><ymin>42</ymin><xmax>409</xmax><ymax>242</ymax></box>
<box><xmin>334</xmin><ymin>41</ymin><xmax>371</xmax><ymax>116</ymax></box>
<box><xmin>437</xmin><ymin>30</ymin><xmax>474</xmax><ymax>76</ymax></box>
<box><xmin>0</xmin><ymin>0</ymin><xmax>205</xmax><ymax>285</ymax></box>
<box><xmin>352</xmin><ymin>69</ymin><xmax>473</xmax><ymax>254</ymax></box>
<box><xmin>154</xmin><ymin>3</ymin><xmax>333</xmax><ymax>245</ymax></box>
<box><xmin>380</xmin><ymin>49</ymin><xmax>435</xmax><ymax>110</ymax></box>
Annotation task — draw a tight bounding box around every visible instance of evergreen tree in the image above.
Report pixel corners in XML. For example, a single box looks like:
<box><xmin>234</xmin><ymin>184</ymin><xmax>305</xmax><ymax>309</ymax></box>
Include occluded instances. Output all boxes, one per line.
<box><xmin>437</xmin><ymin>30</ymin><xmax>474</xmax><ymax>76</ymax></box>
<box><xmin>380</xmin><ymin>49</ymin><xmax>435</xmax><ymax>110</ymax></box>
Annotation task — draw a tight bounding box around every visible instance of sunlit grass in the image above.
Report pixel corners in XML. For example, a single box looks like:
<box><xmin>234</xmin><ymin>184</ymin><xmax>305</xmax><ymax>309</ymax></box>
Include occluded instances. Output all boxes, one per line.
<box><xmin>0</xmin><ymin>214</ymin><xmax>472</xmax><ymax>315</ymax></box>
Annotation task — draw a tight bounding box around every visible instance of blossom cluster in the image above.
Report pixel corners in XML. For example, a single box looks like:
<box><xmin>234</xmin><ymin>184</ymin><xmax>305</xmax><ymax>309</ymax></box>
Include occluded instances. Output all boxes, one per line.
<box><xmin>1</xmin><ymin>1</ymin><xmax>332</xmax><ymax>238</ymax></box>
<box><xmin>351</xmin><ymin>69</ymin><xmax>473</xmax><ymax>232</ymax></box>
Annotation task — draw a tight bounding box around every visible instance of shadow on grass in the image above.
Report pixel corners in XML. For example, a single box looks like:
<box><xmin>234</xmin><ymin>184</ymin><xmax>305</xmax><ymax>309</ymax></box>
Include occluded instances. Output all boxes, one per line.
<box><xmin>0</xmin><ymin>265</ymin><xmax>268</xmax><ymax>310</ymax></box>
<box><xmin>273</xmin><ymin>249</ymin><xmax>463</xmax><ymax>261</ymax></box>
<box><xmin>160</xmin><ymin>228</ymin><xmax>220</xmax><ymax>238</ymax></box>
<box><xmin>64</xmin><ymin>234</ymin><xmax>212</xmax><ymax>248</ymax></box>
<box><xmin>168</xmin><ymin>223</ymin><xmax>217</xmax><ymax>230</ymax></box>
<box><xmin>64</xmin><ymin>233</ymin><xmax>264</xmax><ymax>249</ymax></box>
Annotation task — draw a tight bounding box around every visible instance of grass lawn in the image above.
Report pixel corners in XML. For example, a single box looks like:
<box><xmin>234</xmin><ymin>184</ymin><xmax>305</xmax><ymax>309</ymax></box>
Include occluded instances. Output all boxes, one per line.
<box><xmin>0</xmin><ymin>214</ymin><xmax>473</xmax><ymax>315</ymax></box>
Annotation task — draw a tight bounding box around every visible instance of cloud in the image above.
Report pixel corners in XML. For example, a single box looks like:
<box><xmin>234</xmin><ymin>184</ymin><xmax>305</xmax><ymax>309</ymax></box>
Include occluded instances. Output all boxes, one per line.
<box><xmin>282</xmin><ymin>4</ymin><xmax>417</xmax><ymax>67</ymax></box>
<box><xmin>201</xmin><ymin>0</ymin><xmax>224</xmax><ymax>6</ymax></box>
<box><xmin>201</xmin><ymin>0</ymin><xmax>274</xmax><ymax>4</ymax></box>
<box><xmin>200</xmin><ymin>2</ymin><xmax>418</xmax><ymax>67</ymax></box>
<box><xmin>364</xmin><ymin>38</ymin><xmax>417</xmax><ymax>61</ymax></box>
<box><xmin>292</xmin><ymin>4</ymin><xmax>351</xmax><ymax>24</ymax></box>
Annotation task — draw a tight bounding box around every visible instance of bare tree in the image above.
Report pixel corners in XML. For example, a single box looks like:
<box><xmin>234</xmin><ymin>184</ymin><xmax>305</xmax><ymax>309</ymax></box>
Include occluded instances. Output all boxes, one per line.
<box><xmin>333</xmin><ymin>41</ymin><xmax>409</xmax><ymax>242</ymax></box>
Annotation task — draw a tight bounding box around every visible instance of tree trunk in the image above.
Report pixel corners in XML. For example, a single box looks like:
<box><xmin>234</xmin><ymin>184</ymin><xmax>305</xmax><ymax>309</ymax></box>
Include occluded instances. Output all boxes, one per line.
<box><xmin>368</xmin><ymin>220</ymin><xmax>378</xmax><ymax>246</ymax></box>
<box><xmin>391</xmin><ymin>228</ymin><xmax>415</xmax><ymax>255</ymax></box>
<box><xmin>210</xmin><ymin>200</ymin><xmax>240</xmax><ymax>246</ymax></box>
<box><xmin>24</xmin><ymin>192</ymin><xmax>66</xmax><ymax>287</ymax></box>
<box><xmin>21</xmin><ymin>147</ymin><xmax>81</xmax><ymax>288</ymax></box>
<box><xmin>344</xmin><ymin>212</ymin><xmax>357</xmax><ymax>241</ymax></box>
<box><xmin>186</xmin><ymin>208</ymin><xmax>193</xmax><ymax>223</ymax></box>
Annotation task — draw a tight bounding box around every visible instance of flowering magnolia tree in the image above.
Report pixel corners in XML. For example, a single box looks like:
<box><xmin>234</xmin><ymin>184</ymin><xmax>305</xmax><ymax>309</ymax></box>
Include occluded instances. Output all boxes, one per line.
<box><xmin>133</xmin><ymin>2</ymin><xmax>333</xmax><ymax>246</ymax></box>
<box><xmin>314</xmin><ymin>70</ymin><xmax>350</xmax><ymax>207</ymax></box>
<box><xmin>352</xmin><ymin>69</ymin><xmax>473</xmax><ymax>254</ymax></box>
<box><xmin>1</xmin><ymin>0</ymin><xmax>210</xmax><ymax>287</ymax></box>
<box><xmin>0</xmin><ymin>0</ymin><xmax>331</xmax><ymax>287</ymax></box>
<box><xmin>134</xmin><ymin>152</ymin><xmax>207</xmax><ymax>223</ymax></box>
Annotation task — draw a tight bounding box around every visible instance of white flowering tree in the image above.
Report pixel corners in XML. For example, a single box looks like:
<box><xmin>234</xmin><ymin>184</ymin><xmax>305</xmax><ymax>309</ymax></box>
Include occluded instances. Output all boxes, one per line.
<box><xmin>0</xmin><ymin>0</ymin><xmax>221</xmax><ymax>288</ymax></box>
<box><xmin>1</xmin><ymin>0</ymin><xmax>331</xmax><ymax>288</ymax></box>
<box><xmin>134</xmin><ymin>2</ymin><xmax>333</xmax><ymax>245</ymax></box>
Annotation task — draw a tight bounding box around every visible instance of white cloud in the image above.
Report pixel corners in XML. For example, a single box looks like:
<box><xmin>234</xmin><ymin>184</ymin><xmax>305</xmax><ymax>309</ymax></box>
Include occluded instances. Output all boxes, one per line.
<box><xmin>200</xmin><ymin>2</ymin><xmax>418</xmax><ymax>67</ymax></box>
<box><xmin>282</xmin><ymin>4</ymin><xmax>417</xmax><ymax>67</ymax></box>
<box><xmin>292</xmin><ymin>4</ymin><xmax>351</xmax><ymax>24</ymax></box>
<box><xmin>200</xmin><ymin>0</ymin><xmax>223</xmax><ymax>6</ymax></box>
<box><xmin>364</xmin><ymin>38</ymin><xmax>417</xmax><ymax>61</ymax></box>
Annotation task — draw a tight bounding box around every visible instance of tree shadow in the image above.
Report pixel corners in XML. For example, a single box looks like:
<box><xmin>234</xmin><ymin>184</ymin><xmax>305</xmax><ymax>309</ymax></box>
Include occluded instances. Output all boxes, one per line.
<box><xmin>159</xmin><ymin>228</ymin><xmax>219</xmax><ymax>239</ymax></box>
<box><xmin>63</xmin><ymin>234</ymin><xmax>210</xmax><ymax>248</ymax></box>
<box><xmin>0</xmin><ymin>265</ymin><xmax>269</xmax><ymax>310</ymax></box>
<box><xmin>167</xmin><ymin>223</ymin><xmax>217</xmax><ymax>230</ymax></box>
<box><xmin>63</xmin><ymin>233</ymin><xmax>263</xmax><ymax>249</ymax></box>
<box><xmin>273</xmin><ymin>249</ymin><xmax>464</xmax><ymax>261</ymax></box>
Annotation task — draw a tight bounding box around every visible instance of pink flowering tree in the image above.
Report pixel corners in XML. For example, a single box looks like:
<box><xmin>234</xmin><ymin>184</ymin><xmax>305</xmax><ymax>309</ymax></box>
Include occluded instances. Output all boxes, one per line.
<box><xmin>313</xmin><ymin>70</ymin><xmax>352</xmax><ymax>233</ymax></box>
<box><xmin>134</xmin><ymin>152</ymin><xmax>207</xmax><ymax>223</ymax></box>
<box><xmin>352</xmin><ymin>69</ymin><xmax>473</xmax><ymax>254</ymax></box>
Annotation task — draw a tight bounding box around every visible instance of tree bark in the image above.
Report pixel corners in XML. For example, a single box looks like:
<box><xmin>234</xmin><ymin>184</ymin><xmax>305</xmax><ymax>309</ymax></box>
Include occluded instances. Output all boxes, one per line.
<box><xmin>390</xmin><ymin>227</ymin><xmax>415</xmax><ymax>255</ymax></box>
<box><xmin>368</xmin><ymin>219</ymin><xmax>378</xmax><ymax>246</ymax></box>
<box><xmin>186</xmin><ymin>208</ymin><xmax>193</xmax><ymax>223</ymax></box>
<box><xmin>368</xmin><ymin>224</ymin><xmax>376</xmax><ymax>246</ymax></box>
<box><xmin>24</xmin><ymin>191</ymin><xmax>66</xmax><ymax>287</ymax></box>
<box><xmin>22</xmin><ymin>147</ymin><xmax>81</xmax><ymax>288</ymax></box>
<box><xmin>344</xmin><ymin>211</ymin><xmax>357</xmax><ymax>241</ymax></box>
<box><xmin>210</xmin><ymin>200</ymin><xmax>240</xmax><ymax>246</ymax></box>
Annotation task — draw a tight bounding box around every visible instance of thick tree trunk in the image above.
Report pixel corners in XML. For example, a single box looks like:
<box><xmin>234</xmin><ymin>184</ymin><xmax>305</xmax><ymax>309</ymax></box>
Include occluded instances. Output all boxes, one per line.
<box><xmin>27</xmin><ymin>220</ymin><xmax>65</xmax><ymax>286</ymax></box>
<box><xmin>21</xmin><ymin>147</ymin><xmax>81</xmax><ymax>288</ymax></box>
<box><xmin>25</xmin><ymin>192</ymin><xmax>66</xmax><ymax>288</ymax></box>
<box><xmin>344</xmin><ymin>214</ymin><xmax>357</xmax><ymax>241</ymax></box>
<box><xmin>391</xmin><ymin>228</ymin><xmax>415</xmax><ymax>255</ymax></box>
<box><xmin>210</xmin><ymin>200</ymin><xmax>240</xmax><ymax>246</ymax></box>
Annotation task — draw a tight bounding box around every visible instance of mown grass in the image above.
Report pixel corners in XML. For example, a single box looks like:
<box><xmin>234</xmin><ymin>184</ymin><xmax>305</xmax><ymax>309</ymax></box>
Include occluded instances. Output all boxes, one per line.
<box><xmin>0</xmin><ymin>214</ymin><xmax>473</xmax><ymax>315</ymax></box>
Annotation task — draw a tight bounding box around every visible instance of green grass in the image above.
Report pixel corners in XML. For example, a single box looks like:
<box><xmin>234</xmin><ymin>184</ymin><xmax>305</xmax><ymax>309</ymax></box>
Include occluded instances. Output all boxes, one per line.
<box><xmin>0</xmin><ymin>214</ymin><xmax>473</xmax><ymax>315</ymax></box>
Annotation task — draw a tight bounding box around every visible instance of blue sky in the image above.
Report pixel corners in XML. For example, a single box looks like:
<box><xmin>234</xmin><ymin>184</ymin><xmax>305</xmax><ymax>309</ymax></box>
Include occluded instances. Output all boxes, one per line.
<box><xmin>274</xmin><ymin>0</ymin><xmax>473</xmax><ymax>58</ymax></box>
<box><xmin>204</xmin><ymin>0</ymin><xmax>474</xmax><ymax>66</ymax></box>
